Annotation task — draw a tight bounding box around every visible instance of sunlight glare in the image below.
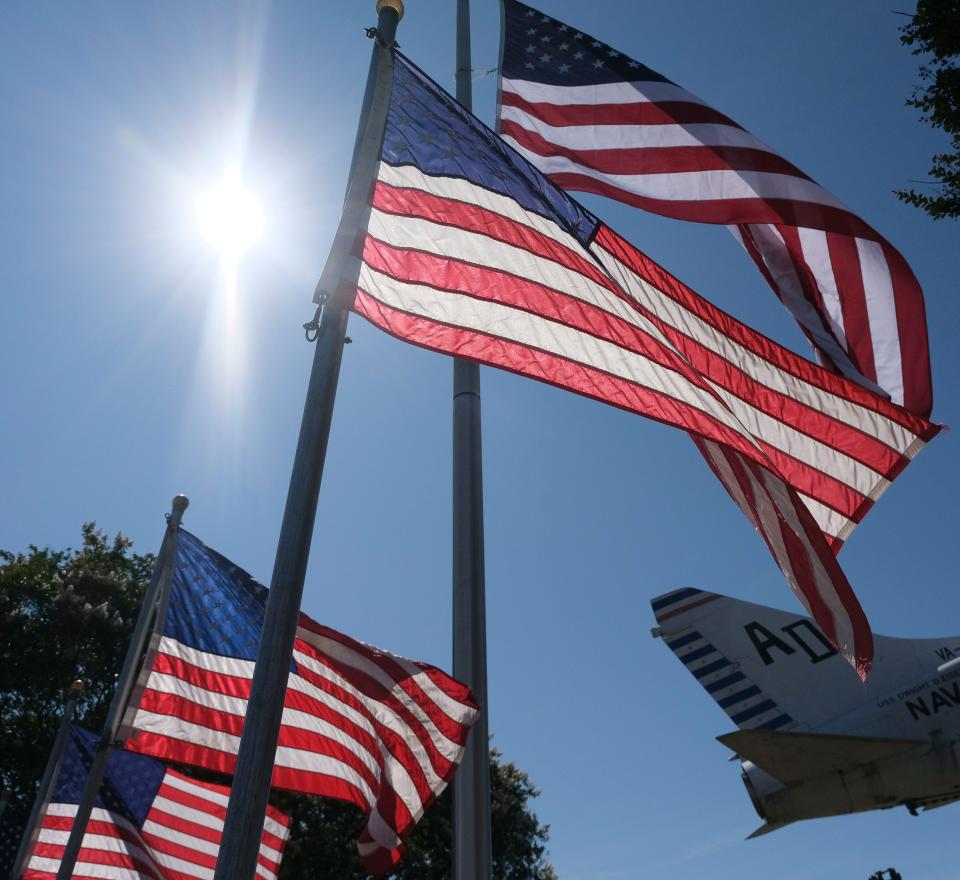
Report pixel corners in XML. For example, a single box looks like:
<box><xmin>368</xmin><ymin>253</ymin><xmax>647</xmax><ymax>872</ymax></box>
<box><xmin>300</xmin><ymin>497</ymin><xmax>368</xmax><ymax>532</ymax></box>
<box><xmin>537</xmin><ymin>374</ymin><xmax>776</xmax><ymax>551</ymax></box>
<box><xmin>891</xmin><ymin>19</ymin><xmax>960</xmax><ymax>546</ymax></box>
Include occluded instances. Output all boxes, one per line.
<box><xmin>196</xmin><ymin>166</ymin><xmax>263</xmax><ymax>261</ymax></box>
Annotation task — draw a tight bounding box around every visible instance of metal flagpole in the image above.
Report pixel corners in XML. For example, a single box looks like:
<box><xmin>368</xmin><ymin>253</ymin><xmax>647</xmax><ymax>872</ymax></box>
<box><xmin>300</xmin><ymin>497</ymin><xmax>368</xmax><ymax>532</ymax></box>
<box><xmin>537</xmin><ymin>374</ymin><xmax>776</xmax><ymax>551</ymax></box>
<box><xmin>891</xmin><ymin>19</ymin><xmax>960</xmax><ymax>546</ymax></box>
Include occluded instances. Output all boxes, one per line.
<box><xmin>452</xmin><ymin>1</ymin><xmax>493</xmax><ymax>878</ymax></box>
<box><xmin>10</xmin><ymin>680</ymin><xmax>85</xmax><ymax>879</ymax></box>
<box><xmin>55</xmin><ymin>495</ymin><xmax>189</xmax><ymax>880</ymax></box>
<box><xmin>212</xmin><ymin>4</ymin><xmax>403</xmax><ymax>878</ymax></box>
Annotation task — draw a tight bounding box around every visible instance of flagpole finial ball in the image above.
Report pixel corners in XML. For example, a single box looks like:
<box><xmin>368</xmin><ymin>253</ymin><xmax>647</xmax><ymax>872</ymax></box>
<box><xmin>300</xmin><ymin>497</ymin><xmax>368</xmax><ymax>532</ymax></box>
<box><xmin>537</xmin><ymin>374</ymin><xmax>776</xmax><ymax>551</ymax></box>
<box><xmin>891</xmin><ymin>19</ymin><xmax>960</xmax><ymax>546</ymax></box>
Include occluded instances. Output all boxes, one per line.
<box><xmin>70</xmin><ymin>680</ymin><xmax>85</xmax><ymax>696</ymax></box>
<box><xmin>171</xmin><ymin>494</ymin><xmax>190</xmax><ymax>514</ymax></box>
<box><xmin>376</xmin><ymin>0</ymin><xmax>404</xmax><ymax>20</ymax></box>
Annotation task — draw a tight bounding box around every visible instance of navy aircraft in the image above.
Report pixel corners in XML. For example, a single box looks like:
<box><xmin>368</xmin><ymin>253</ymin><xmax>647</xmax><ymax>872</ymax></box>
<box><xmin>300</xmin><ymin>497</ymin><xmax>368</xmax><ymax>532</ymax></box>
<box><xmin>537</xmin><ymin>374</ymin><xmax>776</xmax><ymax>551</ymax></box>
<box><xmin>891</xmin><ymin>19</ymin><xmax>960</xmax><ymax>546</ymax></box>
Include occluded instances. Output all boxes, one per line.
<box><xmin>651</xmin><ymin>588</ymin><xmax>960</xmax><ymax>837</ymax></box>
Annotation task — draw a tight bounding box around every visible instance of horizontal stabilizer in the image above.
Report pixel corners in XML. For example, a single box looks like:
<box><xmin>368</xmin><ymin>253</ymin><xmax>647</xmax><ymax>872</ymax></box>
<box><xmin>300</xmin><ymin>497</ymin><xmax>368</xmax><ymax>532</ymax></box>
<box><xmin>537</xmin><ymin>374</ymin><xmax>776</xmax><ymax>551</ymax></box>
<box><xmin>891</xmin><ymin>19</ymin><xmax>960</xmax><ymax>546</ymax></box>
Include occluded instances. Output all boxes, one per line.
<box><xmin>717</xmin><ymin>729</ymin><xmax>925</xmax><ymax>784</ymax></box>
<box><xmin>747</xmin><ymin>821</ymin><xmax>791</xmax><ymax>839</ymax></box>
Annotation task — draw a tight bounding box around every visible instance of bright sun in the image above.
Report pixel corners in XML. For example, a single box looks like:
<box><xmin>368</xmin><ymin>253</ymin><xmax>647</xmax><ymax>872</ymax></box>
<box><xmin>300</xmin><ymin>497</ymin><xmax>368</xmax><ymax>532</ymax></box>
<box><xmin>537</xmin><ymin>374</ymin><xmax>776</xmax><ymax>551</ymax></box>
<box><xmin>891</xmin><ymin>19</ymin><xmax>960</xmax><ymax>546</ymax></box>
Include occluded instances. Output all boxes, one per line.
<box><xmin>196</xmin><ymin>166</ymin><xmax>264</xmax><ymax>261</ymax></box>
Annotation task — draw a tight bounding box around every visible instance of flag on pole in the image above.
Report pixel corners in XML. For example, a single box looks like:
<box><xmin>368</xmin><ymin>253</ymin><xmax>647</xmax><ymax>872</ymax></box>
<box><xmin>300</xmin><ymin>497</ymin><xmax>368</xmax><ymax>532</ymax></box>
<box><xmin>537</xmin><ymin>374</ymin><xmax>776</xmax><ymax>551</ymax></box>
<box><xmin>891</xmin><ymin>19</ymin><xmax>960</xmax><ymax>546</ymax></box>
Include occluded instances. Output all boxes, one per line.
<box><xmin>21</xmin><ymin>726</ymin><xmax>289</xmax><ymax>880</ymax></box>
<box><xmin>497</xmin><ymin>0</ymin><xmax>933</xmax><ymax>418</ymax></box>
<box><xmin>318</xmin><ymin>51</ymin><xmax>939</xmax><ymax>676</ymax></box>
<box><xmin>122</xmin><ymin>530</ymin><xmax>480</xmax><ymax>875</ymax></box>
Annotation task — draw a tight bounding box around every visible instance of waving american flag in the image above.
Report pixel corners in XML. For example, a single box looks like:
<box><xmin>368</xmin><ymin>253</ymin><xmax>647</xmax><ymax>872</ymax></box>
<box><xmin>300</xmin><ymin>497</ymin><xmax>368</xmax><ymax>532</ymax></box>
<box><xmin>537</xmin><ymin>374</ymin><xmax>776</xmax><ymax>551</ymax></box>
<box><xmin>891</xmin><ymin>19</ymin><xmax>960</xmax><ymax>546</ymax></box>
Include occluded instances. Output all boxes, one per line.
<box><xmin>123</xmin><ymin>530</ymin><xmax>480</xmax><ymax>875</ymax></box>
<box><xmin>318</xmin><ymin>50</ymin><xmax>940</xmax><ymax>675</ymax></box>
<box><xmin>21</xmin><ymin>726</ymin><xmax>289</xmax><ymax>880</ymax></box>
<box><xmin>497</xmin><ymin>0</ymin><xmax>933</xmax><ymax>418</ymax></box>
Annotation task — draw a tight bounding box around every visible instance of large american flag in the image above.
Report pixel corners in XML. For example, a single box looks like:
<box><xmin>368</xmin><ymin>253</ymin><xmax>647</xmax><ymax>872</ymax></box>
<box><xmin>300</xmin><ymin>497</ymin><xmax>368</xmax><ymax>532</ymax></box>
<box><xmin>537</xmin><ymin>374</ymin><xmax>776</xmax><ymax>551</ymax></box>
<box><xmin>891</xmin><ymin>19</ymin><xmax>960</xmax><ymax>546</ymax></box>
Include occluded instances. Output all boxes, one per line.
<box><xmin>497</xmin><ymin>0</ymin><xmax>933</xmax><ymax>418</ymax></box>
<box><xmin>22</xmin><ymin>726</ymin><xmax>289</xmax><ymax>880</ymax></box>
<box><xmin>322</xmin><ymin>52</ymin><xmax>938</xmax><ymax>675</ymax></box>
<box><xmin>122</xmin><ymin>530</ymin><xmax>479</xmax><ymax>875</ymax></box>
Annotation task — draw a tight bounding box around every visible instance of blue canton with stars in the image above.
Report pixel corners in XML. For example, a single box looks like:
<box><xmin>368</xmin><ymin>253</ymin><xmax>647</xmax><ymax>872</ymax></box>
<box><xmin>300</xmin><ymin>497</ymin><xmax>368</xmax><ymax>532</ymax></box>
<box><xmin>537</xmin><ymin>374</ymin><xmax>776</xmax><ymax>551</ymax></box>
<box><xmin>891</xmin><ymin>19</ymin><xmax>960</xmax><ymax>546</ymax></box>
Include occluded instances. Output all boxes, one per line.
<box><xmin>165</xmin><ymin>529</ymin><xmax>275</xmax><ymax>664</ymax></box>
<box><xmin>501</xmin><ymin>0</ymin><xmax>671</xmax><ymax>87</ymax></box>
<box><xmin>53</xmin><ymin>727</ymin><xmax>166</xmax><ymax>828</ymax></box>
<box><xmin>0</xmin><ymin>818</ymin><xmax>24</xmax><ymax>879</ymax></box>
<box><xmin>383</xmin><ymin>52</ymin><xmax>597</xmax><ymax>246</ymax></box>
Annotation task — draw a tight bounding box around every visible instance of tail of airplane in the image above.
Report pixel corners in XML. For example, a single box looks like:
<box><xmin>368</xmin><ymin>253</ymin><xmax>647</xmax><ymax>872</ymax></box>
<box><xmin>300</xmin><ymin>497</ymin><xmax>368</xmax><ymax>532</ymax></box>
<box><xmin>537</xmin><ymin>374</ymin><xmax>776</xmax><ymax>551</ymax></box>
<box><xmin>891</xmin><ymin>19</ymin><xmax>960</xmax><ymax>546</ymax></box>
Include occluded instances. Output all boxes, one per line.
<box><xmin>651</xmin><ymin>588</ymin><xmax>953</xmax><ymax>734</ymax></box>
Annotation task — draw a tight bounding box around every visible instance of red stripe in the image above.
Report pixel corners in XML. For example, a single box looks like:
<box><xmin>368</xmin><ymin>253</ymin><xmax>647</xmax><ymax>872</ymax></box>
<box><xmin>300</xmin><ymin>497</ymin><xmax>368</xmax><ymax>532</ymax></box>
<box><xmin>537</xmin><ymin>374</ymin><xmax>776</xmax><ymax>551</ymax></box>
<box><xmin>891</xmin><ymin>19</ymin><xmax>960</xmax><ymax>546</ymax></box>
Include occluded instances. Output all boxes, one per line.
<box><xmin>500</xmin><ymin>87</ymin><xmax>746</xmax><ymax>129</ymax></box>
<box><xmin>128</xmin><ymin>727</ymin><xmax>376</xmax><ymax>812</ymax></box>
<box><xmin>362</xmin><ymin>233</ymin><xmax>725</xmax><ymax>408</ymax></box>
<box><xmin>372</xmin><ymin>180</ymin><xmax>610</xmax><ymax>293</ymax></box>
<box><xmin>500</xmin><ymin>117</ymin><xmax>811</xmax><ymax>178</ymax></box>
<box><xmin>883</xmin><ymin>240</ymin><xmax>933</xmax><ymax>418</ymax></box>
<box><xmin>593</xmin><ymin>225</ymin><xmax>933</xmax><ymax>433</ymax></box>
<box><xmin>363</xmin><ymin>230</ymin><xmax>911</xmax><ymax>514</ymax></box>
<box><xmin>353</xmin><ymin>286</ymin><xmax>778</xmax><ymax>469</ymax></box>
<box><xmin>825</xmin><ymin>231</ymin><xmax>876</xmax><ymax>384</ymax></box>
<box><xmin>539</xmin><ymin>169</ymin><xmax>883</xmax><ymax>236</ymax></box>
<box><xmin>294</xmin><ymin>625</ymin><xmax>475</xmax><ymax>748</ymax></box>
<box><xmin>783</xmin><ymin>477</ymin><xmax>874</xmax><ymax>678</ymax></box>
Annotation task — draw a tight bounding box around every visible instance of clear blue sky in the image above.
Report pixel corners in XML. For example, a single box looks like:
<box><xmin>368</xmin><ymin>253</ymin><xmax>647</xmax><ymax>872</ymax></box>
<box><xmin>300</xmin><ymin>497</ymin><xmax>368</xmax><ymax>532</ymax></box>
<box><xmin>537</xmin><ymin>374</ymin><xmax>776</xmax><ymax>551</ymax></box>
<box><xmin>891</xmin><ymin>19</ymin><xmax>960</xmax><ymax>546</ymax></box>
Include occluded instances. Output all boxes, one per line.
<box><xmin>2</xmin><ymin>2</ymin><xmax>958</xmax><ymax>878</ymax></box>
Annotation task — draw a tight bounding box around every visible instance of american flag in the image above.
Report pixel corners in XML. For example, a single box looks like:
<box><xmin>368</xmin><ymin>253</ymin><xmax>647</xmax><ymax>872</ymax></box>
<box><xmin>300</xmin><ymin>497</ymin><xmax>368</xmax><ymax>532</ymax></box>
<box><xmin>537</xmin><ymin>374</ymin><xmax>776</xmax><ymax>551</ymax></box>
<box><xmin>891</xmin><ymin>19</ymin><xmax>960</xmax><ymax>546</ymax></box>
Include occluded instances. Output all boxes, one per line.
<box><xmin>321</xmin><ymin>52</ymin><xmax>938</xmax><ymax>675</ymax></box>
<box><xmin>497</xmin><ymin>0</ymin><xmax>933</xmax><ymax>418</ymax></box>
<box><xmin>1</xmin><ymin>818</ymin><xmax>24</xmax><ymax>880</ymax></box>
<box><xmin>122</xmin><ymin>530</ymin><xmax>479</xmax><ymax>875</ymax></box>
<box><xmin>21</xmin><ymin>726</ymin><xmax>289</xmax><ymax>880</ymax></box>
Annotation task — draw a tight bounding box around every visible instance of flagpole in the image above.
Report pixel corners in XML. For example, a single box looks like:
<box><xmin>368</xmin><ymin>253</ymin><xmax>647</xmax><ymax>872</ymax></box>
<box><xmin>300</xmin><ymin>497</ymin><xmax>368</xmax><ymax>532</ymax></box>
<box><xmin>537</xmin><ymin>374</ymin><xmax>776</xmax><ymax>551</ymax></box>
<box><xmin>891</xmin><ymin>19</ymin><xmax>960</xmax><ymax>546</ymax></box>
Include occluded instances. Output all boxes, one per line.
<box><xmin>10</xmin><ymin>679</ymin><xmax>85</xmax><ymax>879</ymax></box>
<box><xmin>211</xmin><ymin>5</ymin><xmax>403</xmax><ymax>878</ymax></box>
<box><xmin>452</xmin><ymin>1</ymin><xmax>493</xmax><ymax>878</ymax></box>
<box><xmin>54</xmin><ymin>495</ymin><xmax>188</xmax><ymax>880</ymax></box>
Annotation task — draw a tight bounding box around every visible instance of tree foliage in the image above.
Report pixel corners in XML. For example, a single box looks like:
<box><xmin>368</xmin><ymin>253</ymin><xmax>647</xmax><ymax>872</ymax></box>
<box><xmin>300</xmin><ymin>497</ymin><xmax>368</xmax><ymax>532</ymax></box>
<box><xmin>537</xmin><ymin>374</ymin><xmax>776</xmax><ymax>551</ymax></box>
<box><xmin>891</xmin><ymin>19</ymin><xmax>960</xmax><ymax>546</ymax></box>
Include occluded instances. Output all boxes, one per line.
<box><xmin>897</xmin><ymin>0</ymin><xmax>960</xmax><ymax>218</ymax></box>
<box><xmin>0</xmin><ymin>526</ymin><xmax>556</xmax><ymax>879</ymax></box>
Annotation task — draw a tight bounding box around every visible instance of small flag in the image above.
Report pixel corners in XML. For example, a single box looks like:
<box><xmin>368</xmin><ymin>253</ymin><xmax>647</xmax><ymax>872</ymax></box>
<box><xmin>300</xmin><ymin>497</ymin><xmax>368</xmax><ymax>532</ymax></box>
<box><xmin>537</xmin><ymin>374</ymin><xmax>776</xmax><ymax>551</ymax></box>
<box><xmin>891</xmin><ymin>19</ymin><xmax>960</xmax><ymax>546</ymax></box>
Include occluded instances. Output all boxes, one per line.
<box><xmin>1</xmin><ymin>818</ymin><xmax>24</xmax><ymax>880</ymax></box>
<box><xmin>320</xmin><ymin>50</ymin><xmax>939</xmax><ymax>675</ymax></box>
<box><xmin>21</xmin><ymin>726</ymin><xmax>289</xmax><ymax>880</ymax></box>
<box><xmin>497</xmin><ymin>0</ymin><xmax>933</xmax><ymax>417</ymax></box>
<box><xmin>123</xmin><ymin>530</ymin><xmax>480</xmax><ymax>875</ymax></box>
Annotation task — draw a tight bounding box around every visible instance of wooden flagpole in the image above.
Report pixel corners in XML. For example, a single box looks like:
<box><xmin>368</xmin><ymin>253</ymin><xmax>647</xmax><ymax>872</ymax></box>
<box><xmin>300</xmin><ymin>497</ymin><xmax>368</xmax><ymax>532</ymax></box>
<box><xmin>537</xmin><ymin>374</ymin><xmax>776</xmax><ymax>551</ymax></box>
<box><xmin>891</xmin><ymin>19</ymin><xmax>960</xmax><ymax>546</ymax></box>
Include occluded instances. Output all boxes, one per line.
<box><xmin>211</xmin><ymin>4</ymin><xmax>403</xmax><ymax>878</ymax></box>
<box><xmin>452</xmin><ymin>1</ymin><xmax>493</xmax><ymax>877</ymax></box>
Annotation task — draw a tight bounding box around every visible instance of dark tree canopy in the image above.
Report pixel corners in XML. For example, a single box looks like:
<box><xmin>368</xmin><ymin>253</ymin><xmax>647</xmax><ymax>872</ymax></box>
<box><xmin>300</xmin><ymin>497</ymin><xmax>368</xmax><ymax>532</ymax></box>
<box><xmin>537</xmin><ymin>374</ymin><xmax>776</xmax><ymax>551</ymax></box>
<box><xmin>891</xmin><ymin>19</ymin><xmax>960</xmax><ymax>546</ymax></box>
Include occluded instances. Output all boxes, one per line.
<box><xmin>0</xmin><ymin>526</ymin><xmax>556</xmax><ymax>879</ymax></box>
<box><xmin>897</xmin><ymin>0</ymin><xmax>960</xmax><ymax>218</ymax></box>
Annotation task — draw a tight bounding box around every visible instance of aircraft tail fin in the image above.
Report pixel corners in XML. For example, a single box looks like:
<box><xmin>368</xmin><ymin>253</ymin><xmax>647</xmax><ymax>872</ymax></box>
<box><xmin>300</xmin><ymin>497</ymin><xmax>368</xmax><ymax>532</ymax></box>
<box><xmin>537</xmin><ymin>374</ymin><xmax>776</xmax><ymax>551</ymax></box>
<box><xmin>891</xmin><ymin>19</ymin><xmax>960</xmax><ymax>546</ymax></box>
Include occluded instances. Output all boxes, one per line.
<box><xmin>651</xmin><ymin>587</ymin><xmax>954</xmax><ymax>733</ymax></box>
<box><xmin>717</xmin><ymin>729</ymin><xmax>924</xmax><ymax>784</ymax></box>
<box><xmin>651</xmin><ymin>589</ymin><xmax>798</xmax><ymax>731</ymax></box>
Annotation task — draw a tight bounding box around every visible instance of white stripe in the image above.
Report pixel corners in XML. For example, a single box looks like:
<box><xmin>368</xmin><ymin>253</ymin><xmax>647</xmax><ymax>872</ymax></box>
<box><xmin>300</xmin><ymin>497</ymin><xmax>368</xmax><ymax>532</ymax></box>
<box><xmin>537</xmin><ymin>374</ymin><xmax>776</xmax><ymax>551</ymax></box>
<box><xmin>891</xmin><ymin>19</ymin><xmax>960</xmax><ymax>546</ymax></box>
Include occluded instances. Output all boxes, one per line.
<box><xmin>362</xmin><ymin>805</ymin><xmax>404</xmax><ymax>852</ymax></box>
<box><xmin>797</xmin><ymin>226</ymin><xmax>846</xmax><ymax>343</ymax></box>
<box><xmin>292</xmin><ymin>647</ymin><xmax>450</xmax><ymax>788</ymax></box>
<box><xmin>359</xmin><ymin>261</ymin><xmax>762</xmax><ymax>447</ymax></box>
<box><xmin>160</xmin><ymin>770</ymin><xmax>228</xmax><ymax>807</ymax></box>
<box><xmin>502</xmin><ymin>75</ymin><xmax>712</xmax><ymax>108</ymax></box>
<box><xmin>856</xmin><ymin>237</ymin><xmax>904</xmax><ymax>406</ymax></box>
<box><xmin>500</xmin><ymin>103</ymin><xmax>773</xmax><ymax>151</ymax></box>
<box><xmin>369</xmin><ymin>205</ymin><xmax>900</xmax><ymax>518</ymax></box>
<box><xmin>380</xmin><ymin>164</ymin><xmax>920</xmax><ymax>460</ymax></box>
<box><xmin>297</xmin><ymin>630</ymin><xmax>472</xmax><ymax>762</ymax></box>
<box><xmin>135</xmin><ymin>668</ymin><xmax>384</xmax><ymax>782</ymax></box>
<box><xmin>26</xmin><ymin>856</ymin><xmax>147</xmax><ymax>880</ymax></box>
<box><xmin>794</xmin><ymin>491</ymin><xmax>850</xmax><ymax>542</ymax></box>
<box><xmin>594</xmin><ymin>231</ymin><xmax>916</xmax><ymax>449</ymax></box>
<box><xmin>699</xmin><ymin>440</ymin><xmax>758</xmax><ymax>529</ymax></box>
<box><xmin>138</xmin><ymin>827</ymin><xmax>216</xmax><ymax>880</ymax></box>
<box><xmin>737</xmin><ymin>224</ymin><xmax>866</xmax><ymax>385</ymax></box>
<box><xmin>149</xmin><ymin>795</ymin><xmax>222</xmax><ymax>834</ymax></box>
<box><xmin>152</xmin><ymin>636</ymin><xmax>255</xmax><ymax>679</ymax></box>
<box><xmin>756</xmin><ymin>467</ymin><xmax>857</xmax><ymax>664</ymax></box>
<box><xmin>503</xmin><ymin>134</ymin><xmax>848</xmax><ymax>210</ymax></box>
<box><xmin>377</xmin><ymin>161</ymin><xmax>593</xmax><ymax>272</ymax></box>
<box><xmin>131</xmin><ymin>710</ymin><xmax>379</xmax><ymax>807</ymax></box>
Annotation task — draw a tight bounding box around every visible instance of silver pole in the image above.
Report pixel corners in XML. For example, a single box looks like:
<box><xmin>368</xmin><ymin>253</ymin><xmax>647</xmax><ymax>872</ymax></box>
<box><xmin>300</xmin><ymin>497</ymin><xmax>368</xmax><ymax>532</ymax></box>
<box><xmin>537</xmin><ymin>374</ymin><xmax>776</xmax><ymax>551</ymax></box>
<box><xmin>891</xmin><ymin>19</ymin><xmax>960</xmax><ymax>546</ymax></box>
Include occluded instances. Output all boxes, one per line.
<box><xmin>10</xmin><ymin>680</ymin><xmax>85</xmax><ymax>879</ymax></box>
<box><xmin>211</xmin><ymin>5</ymin><xmax>403</xmax><ymax>878</ymax></box>
<box><xmin>55</xmin><ymin>495</ymin><xmax>189</xmax><ymax>880</ymax></box>
<box><xmin>452</xmin><ymin>1</ymin><xmax>492</xmax><ymax>878</ymax></box>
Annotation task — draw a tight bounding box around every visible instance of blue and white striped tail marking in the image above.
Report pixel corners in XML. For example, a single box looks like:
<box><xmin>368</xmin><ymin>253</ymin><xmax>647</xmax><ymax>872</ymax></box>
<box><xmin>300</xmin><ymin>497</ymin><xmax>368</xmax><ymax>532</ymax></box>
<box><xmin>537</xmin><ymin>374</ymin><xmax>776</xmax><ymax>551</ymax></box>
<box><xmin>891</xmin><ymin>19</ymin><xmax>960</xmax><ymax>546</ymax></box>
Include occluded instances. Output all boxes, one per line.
<box><xmin>653</xmin><ymin>590</ymin><xmax>793</xmax><ymax>731</ymax></box>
